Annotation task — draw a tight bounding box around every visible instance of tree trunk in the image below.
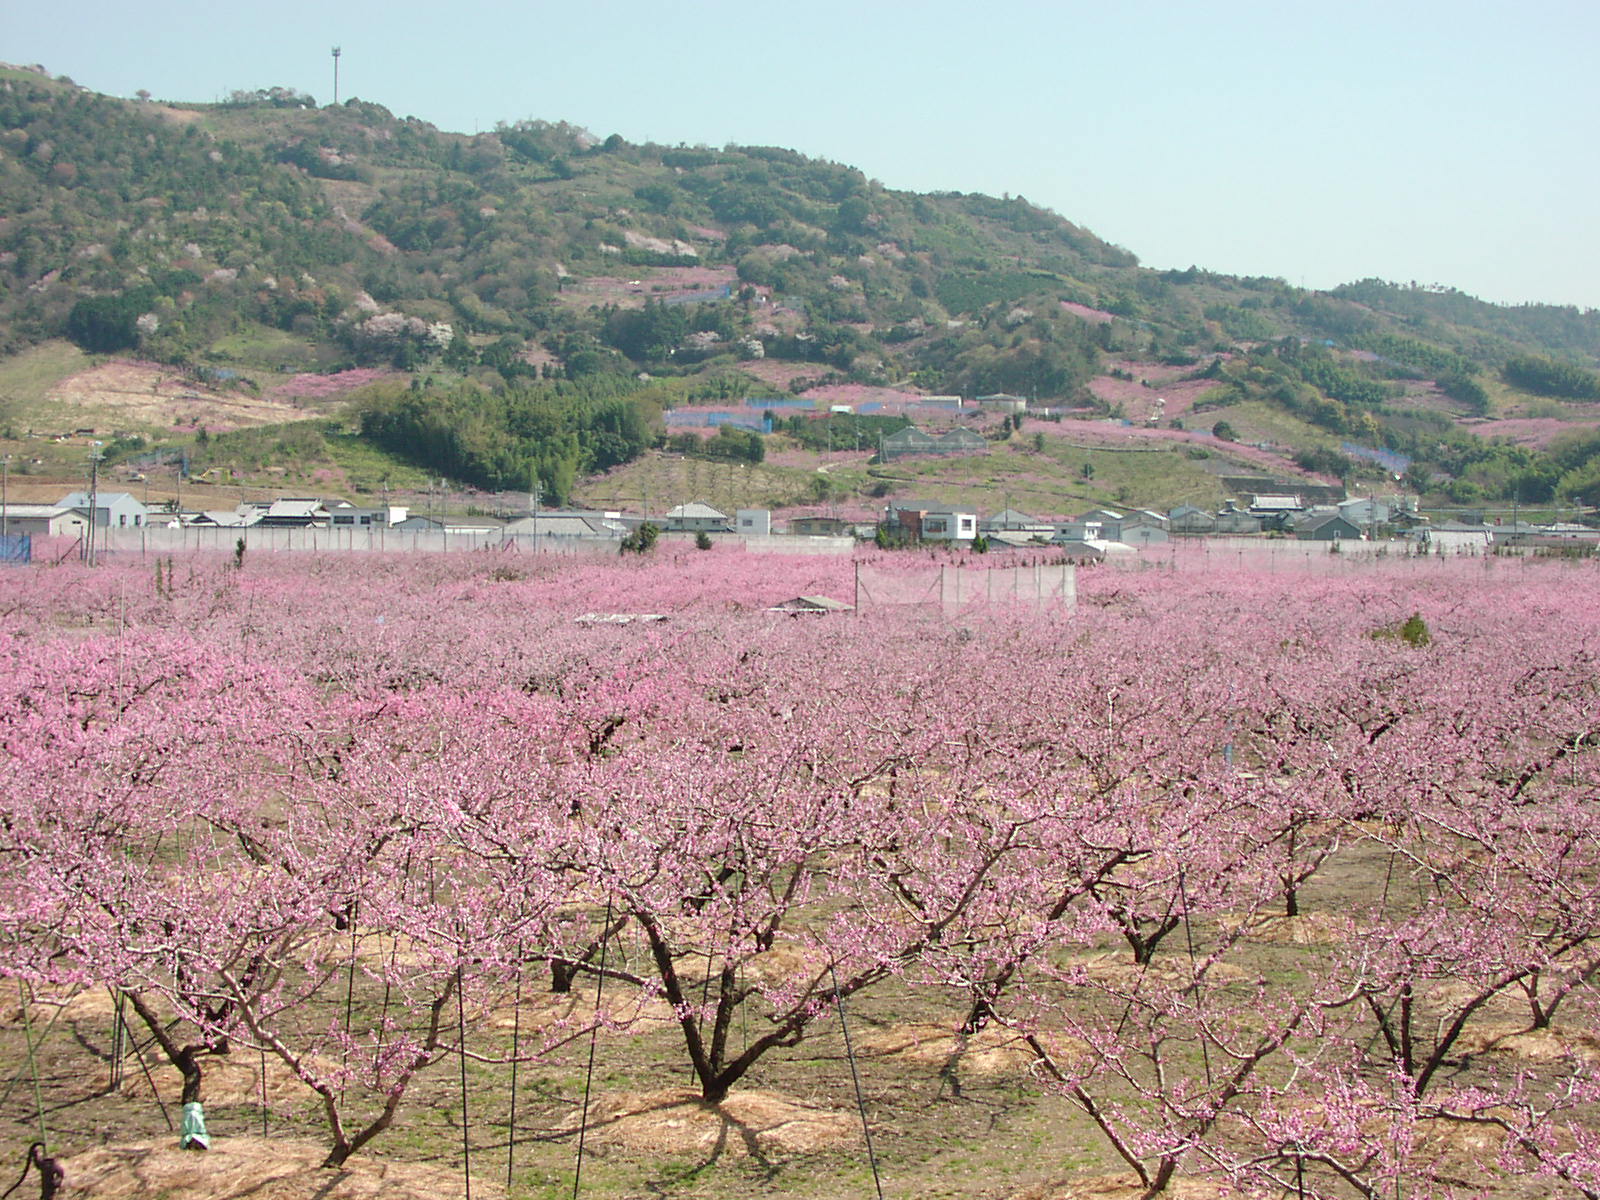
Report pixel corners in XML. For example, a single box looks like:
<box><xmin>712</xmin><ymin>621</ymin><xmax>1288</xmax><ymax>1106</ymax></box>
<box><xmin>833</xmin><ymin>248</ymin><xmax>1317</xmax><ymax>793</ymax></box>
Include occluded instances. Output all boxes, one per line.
<box><xmin>123</xmin><ymin>990</ymin><xmax>206</xmax><ymax>1105</ymax></box>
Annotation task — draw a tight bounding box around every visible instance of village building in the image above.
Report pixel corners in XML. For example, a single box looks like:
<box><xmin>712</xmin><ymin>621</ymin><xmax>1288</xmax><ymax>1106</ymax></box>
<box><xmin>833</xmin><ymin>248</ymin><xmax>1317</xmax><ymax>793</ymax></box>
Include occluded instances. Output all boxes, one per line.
<box><xmin>663</xmin><ymin>501</ymin><xmax>732</xmax><ymax>533</ymax></box>
<box><xmin>1</xmin><ymin>504</ymin><xmax>90</xmax><ymax>537</ymax></box>
<box><xmin>884</xmin><ymin>499</ymin><xmax>978</xmax><ymax>543</ymax></box>
<box><xmin>736</xmin><ymin>509</ymin><xmax>771</xmax><ymax>536</ymax></box>
<box><xmin>58</xmin><ymin>490</ymin><xmax>148</xmax><ymax>528</ymax></box>
<box><xmin>788</xmin><ymin>515</ymin><xmax>855</xmax><ymax>537</ymax></box>
<box><xmin>1296</xmin><ymin>513</ymin><xmax>1363</xmax><ymax>541</ymax></box>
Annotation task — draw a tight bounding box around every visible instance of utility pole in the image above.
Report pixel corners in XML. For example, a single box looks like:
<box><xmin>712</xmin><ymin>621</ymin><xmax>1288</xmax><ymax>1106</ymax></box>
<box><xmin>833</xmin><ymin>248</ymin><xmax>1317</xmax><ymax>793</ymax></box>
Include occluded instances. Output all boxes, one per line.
<box><xmin>331</xmin><ymin>47</ymin><xmax>341</xmax><ymax>106</ymax></box>
<box><xmin>86</xmin><ymin>442</ymin><xmax>104</xmax><ymax>567</ymax></box>
<box><xmin>1</xmin><ymin>454</ymin><xmax>9</xmax><ymax>541</ymax></box>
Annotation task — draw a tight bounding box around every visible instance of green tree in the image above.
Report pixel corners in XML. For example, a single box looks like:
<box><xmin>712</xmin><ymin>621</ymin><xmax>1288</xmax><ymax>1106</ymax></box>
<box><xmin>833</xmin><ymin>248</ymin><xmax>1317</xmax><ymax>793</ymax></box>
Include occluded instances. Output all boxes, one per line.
<box><xmin>621</xmin><ymin>521</ymin><xmax>660</xmax><ymax>554</ymax></box>
<box><xmin>65</xmin><ymin>293</ymin><xmax>149</xmax><ymax>352</ymax></box>
<box><xmin>1504</xmin><ymin>355</ymin><xmax>1600</xmax><ymax>400</ymax></box>
<box><xmin>603</xmin><ymin>302</ymin><xmax>690</xmax><ymax>362</ymax></box>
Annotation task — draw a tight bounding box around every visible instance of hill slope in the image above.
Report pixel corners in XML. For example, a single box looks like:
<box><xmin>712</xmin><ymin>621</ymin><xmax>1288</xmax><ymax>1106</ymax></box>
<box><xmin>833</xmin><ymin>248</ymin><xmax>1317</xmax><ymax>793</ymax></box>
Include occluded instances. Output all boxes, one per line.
<box><xmin>4</xmin><ymin>62</ymin><xmax>1600</xmax><ymax>513</ymax></box>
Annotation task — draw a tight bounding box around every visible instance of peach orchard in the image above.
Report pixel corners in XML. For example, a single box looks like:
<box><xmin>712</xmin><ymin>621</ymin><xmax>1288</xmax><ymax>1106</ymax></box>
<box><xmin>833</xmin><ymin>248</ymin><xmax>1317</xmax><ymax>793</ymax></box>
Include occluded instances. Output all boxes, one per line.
<box><xmin>1</xmin><ymin>546</ymin><xmax>1599</xmax><ymax>1199</ymax></box>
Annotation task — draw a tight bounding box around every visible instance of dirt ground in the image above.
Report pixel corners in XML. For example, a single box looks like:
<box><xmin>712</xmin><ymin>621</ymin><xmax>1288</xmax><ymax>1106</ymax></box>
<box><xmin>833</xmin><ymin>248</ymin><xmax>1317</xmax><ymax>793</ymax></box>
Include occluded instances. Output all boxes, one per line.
<box><xmin>0</xmin><ymin>972</ymin><xmax>1102</xmax><ymax>1200</ymax></box>
<box><xmin>43</xmin><ymin>361</ymin><xmax>308</xmax><ymax>435</ymax></box>
<box><xmin>1</xmin><ymin>835</ymin><xmax>1592</xmax><ymax>1199</ymax></box>
<box><xmin>60</xmin><ymin>1137</ymin><xmax>506</xmax><ymax>1200</ymax></box>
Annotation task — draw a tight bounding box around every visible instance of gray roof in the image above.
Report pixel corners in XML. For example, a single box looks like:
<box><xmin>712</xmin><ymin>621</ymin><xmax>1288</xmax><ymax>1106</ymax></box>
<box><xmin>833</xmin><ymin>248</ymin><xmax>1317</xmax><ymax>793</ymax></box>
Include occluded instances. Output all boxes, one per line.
<box><xmin>983</xmin><ymin>508</ymin><xmax>1052</xmax><ymax>532</ymax></box>
<box><xmin>504</xmin><ymin>514</ymin><xmax>622</xmax><ymax>537</ymax></box>
<box><xmin>1249</xmin><ymin>495</ymin><xmax>1303</xmax><ymax>511</ymax></box>
<box><xmin>188</xmin><ymin>510</ymin><xmax>259</xmax><ymax>527</ymax></box>
<box><xmin>1300</xmin><ymin>513</ymin><xmax>1359</xmax><ymax>532</ymax></box>
<box><xmin>665</xmin><ymin>501</ymin><xmax>729</xmax><ymax>520</ymax></box>
<box><xmin>59</xmin><ymin>491</ymin><xmax>144</xmax><ymax>509</ymax></box>
<box><xmin>261</xmin><ymin>498</ymin><xmax>327</xmax><ymax>519</ymax></box>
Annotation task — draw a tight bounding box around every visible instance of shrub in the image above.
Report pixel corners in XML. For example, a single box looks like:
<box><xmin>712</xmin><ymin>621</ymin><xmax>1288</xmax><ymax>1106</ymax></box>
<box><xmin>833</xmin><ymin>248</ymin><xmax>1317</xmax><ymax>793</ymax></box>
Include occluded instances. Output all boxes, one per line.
<box><xmin>1372</xmin><ymin>612</ymin><xmax>1432</xmax><ymax>647</ymax></box>
<box><xmin>620</xmin><ymin>521</ymin><xmax>660</xmax><ymax>555</ymax></box>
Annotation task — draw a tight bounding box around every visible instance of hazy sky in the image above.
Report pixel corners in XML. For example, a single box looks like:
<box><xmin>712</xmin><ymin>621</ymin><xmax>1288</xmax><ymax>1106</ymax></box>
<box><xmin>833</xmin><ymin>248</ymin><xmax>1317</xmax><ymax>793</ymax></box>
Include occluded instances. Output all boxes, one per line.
<box><xmin>9</xmin><ymin>1</ymin><xmax>1598</xmax><ymax>308</ymax></box>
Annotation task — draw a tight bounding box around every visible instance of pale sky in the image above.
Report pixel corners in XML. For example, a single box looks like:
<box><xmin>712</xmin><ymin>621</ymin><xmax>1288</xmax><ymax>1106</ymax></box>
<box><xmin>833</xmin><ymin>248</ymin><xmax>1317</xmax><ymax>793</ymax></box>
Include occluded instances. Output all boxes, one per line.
<box><xmin>8</xmin><ymin>0</ymin><xmax>1598</xmax><ymax>308</ymax></box>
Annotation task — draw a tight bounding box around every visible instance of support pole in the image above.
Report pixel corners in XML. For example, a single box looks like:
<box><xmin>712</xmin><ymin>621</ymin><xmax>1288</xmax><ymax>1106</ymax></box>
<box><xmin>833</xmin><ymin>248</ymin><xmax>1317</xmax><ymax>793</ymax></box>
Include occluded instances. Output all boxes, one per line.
<box><xmin>829</xmin><ymin>966</ymin><xmax>884</xmax><ymax>1200</ymax></box>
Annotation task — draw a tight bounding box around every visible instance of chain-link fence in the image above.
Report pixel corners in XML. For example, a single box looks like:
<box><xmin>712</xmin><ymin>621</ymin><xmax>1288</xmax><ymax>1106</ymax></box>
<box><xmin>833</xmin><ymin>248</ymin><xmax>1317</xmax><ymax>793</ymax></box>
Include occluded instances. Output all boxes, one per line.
<box><xmin>854</xmin><ymin>560</ymin><xmax>1075</xmax><ymax>614</ymax></box>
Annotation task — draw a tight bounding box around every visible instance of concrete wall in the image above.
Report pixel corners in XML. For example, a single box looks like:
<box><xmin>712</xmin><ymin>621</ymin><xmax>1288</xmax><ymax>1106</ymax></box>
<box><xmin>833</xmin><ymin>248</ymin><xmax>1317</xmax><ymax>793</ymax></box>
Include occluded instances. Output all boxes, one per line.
<box><xmin>91</xmin><ymin>526</ymin><xmax>857</xmax><ymax>558</ymax></box>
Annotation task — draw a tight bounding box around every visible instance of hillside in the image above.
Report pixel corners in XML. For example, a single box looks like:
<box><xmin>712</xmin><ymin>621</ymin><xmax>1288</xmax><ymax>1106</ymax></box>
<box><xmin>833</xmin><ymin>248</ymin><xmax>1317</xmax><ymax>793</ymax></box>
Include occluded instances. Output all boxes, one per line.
<box><xmin>4</xmin><ymin>62</ymin><xmax>1600</xmax><ymax>515</ymax></box>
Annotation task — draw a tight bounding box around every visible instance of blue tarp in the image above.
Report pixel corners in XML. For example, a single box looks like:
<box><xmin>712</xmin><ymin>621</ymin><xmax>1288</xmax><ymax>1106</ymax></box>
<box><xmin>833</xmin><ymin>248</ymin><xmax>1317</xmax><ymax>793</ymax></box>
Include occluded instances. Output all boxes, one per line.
<box><xmin>0</xmin><ymin>533</ymin><xmax>30</xmax><ymax>565</ymax></box>
<box><xmin>664</xmin><ymin>410</ymin><xmax>772</xmax><ymax>433</ymax></box>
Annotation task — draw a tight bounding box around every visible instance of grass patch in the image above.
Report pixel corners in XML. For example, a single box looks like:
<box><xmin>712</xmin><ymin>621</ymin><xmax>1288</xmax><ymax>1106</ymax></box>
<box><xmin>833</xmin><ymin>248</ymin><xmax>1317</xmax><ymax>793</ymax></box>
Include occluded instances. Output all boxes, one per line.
<box><xmin>0</xmin><ymin>340</ymin><xmax>92</xmax><ymax>427</ymax></box>
<box><xmin>321</xmin><ymin>431</ymin><xmax>438</xmax><ymax>496</ymax></box>
<box><xmin>575</xmin><ymin>454</ymin><xmax>836</xmax><ymax>515</ymax></box>
<box><xmin>1221</xmin><ymin>400</ymin><xmax>1340</xmax><ymax>450</ymax></box>
<box><xmin>206</xmin><ymin>324</ymin><xmax>336</xmax><ymax>374</ymax></box>
<box><xmin>882</xmin><ymin>445</ymin><xmax>1225</xmax><ymax>515</ymax></box>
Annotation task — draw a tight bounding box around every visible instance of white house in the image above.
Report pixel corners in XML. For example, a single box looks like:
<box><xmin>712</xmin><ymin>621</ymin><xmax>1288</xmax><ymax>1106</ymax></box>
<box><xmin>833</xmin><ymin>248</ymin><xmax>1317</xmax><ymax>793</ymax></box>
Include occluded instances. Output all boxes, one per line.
<box><xmin>886</xmin><ymin>500</ymin><xmax>978</xmax><ymax>543</ymax></box>
<box><xmin>920</xmin><ymin>507</ymin><xmax>979</xmax><ymax>542</ymax></box>
<box><xmin>326</xmin><ymin>500</ymin><xmax>404</xmax><ymax>529</ymax></box>
<box><xmin>664</xmin><ymin>501</ymin><xmax>732</xmax><ymax>532</ymax></box>
<box><xmin>58</xmin><ymin>491</ymin><xmax>148</xmax><ymax>528</ymax></box>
